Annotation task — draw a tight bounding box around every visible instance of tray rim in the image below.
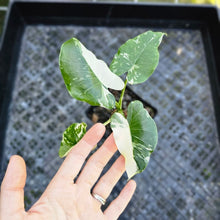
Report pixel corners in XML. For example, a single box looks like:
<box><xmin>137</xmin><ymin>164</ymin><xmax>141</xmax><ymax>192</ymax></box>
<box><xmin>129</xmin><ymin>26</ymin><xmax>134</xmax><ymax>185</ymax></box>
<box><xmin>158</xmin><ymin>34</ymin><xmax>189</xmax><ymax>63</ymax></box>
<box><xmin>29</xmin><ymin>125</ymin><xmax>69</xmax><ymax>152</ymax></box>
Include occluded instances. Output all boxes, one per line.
<box><xmin>0</xmin><ymin>0</ymin><xmax>220</xmax><ymax>171</ymax></box>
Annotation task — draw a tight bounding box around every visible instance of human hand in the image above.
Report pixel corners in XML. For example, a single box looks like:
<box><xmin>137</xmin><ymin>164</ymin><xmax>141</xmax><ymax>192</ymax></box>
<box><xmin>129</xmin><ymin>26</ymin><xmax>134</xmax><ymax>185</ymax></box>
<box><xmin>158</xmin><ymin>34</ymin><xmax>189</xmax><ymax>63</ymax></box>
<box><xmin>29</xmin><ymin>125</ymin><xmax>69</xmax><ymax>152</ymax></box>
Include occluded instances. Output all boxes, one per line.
<box><xmin>0</xmin><ymin>123</ymin><xmax>136</xmax><ymax>220</ymax></box>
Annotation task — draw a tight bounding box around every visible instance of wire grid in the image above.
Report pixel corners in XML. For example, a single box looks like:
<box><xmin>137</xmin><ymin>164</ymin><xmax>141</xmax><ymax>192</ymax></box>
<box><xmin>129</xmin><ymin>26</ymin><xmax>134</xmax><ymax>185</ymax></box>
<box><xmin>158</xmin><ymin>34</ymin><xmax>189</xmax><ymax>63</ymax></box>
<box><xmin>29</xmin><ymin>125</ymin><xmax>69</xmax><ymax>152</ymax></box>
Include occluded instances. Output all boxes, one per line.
<box><xmin>1</xmin><ymin>25</ymin><xmax>220</xmax><ymax>219</ymax></box>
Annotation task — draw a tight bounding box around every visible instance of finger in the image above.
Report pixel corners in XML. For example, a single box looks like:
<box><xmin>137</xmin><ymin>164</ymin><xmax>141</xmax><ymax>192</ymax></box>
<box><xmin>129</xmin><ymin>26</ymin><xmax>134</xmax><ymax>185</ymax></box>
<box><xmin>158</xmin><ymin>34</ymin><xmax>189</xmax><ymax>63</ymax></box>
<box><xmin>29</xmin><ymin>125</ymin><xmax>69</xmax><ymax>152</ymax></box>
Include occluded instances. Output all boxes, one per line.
<box><xmin>76</xmin><ymin>134</ymin><xmax>117</xmax><ymax>189</ymax></box>
<box><xmin>55</xmin><ymin>123</ymin><xmax>105</xmax><ymax>182</ymax></box>
<box><xmin>104</xmin><ymin>180</ymin><xmax>136</xmax><ymax>220</ymax></box>
<box><xmin>0</xmin><ymin>155</ymin><xmax>26</xmax><ymax>218</ymax></box>
<box><xmin>92</xmin><ymin>155</ymin><xmax>125</xmax><ymax>204</ymax></box>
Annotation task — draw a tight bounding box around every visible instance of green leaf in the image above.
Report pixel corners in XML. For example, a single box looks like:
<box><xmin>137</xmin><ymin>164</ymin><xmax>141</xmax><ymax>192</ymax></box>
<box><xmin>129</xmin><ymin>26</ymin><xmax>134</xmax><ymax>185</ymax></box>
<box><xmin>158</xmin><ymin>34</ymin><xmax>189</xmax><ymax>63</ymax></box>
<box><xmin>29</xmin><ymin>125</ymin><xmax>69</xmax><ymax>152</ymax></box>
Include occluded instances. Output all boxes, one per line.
<box><xmin>127</xmin><ymin>101</ymin><xmax>158</xmax><ymax>173</ymax></box>
<box><xmin>59</xmin><ymin>122</ymin><xmax>87</xmax><ymax>158</ymax></box>
<box><xmin>59</xmin><ymin>38</ymin><xmax>124</xmax><ymax>109</ymax></box>
<box><xmin>110</xmin><ymin>31</ymin><xmax>165</xmax><ymax>84</ymax></box>
<box><xmin>110</xmin><ymin>101</ymin><xmax>158</xmax><ymax>179</ymax></box>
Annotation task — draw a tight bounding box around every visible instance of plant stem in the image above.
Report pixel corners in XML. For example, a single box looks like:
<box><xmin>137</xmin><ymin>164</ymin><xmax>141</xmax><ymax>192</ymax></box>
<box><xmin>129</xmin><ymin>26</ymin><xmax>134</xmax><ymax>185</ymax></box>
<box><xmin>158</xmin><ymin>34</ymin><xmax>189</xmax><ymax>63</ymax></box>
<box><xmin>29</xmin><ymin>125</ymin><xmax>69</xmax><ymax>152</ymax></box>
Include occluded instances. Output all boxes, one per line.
<box><xmin>104</xmin><ymin>79</ymin><xmax>128</xmax><ymax>126</ymax></box>
<box><xmin>103</xmin><ymin>119</ymin><xmax>111</xmax><ymax>126</ymax></box>
<box><xmin>118</xmin><ymin>79</ymin><xmax>128</xmax><ymax>110</ymax></box>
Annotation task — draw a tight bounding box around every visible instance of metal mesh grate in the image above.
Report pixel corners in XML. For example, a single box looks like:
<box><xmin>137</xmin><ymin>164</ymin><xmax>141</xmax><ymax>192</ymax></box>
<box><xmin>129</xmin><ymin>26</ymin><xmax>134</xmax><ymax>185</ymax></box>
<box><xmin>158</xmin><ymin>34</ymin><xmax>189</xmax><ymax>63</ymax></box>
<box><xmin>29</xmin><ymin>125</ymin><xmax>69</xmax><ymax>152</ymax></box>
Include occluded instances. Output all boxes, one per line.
<box><xmin>1</xmin><ymin>25</ymin><xmax>220</xmax><ymax>219</ymax></box>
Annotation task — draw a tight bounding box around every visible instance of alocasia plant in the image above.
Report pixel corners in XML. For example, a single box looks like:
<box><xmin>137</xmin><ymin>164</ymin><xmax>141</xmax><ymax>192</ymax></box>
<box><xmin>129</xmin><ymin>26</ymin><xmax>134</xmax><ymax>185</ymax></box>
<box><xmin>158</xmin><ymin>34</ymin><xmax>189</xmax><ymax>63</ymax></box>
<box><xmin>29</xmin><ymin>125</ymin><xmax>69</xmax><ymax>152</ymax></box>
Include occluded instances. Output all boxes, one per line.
<box><xmin>59</xmin><ymin>30</ymin><xmax>165</xmax><ymax>179</ymax></box>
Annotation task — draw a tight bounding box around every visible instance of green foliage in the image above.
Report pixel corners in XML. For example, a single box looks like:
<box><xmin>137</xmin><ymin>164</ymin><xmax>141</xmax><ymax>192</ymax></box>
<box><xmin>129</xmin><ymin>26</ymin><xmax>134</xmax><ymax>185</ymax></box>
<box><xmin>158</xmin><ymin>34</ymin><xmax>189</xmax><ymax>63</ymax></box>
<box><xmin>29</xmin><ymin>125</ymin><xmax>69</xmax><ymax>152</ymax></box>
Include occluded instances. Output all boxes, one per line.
<box><xmin>59</xmin><ymin>122</ymin><xmax>87</xmax><ymax>158</ymax></box>
<box><xmin>110</xmin><ymin>101</ymin><xmax>158</xmax><ymax>179</ymax></box>
<box><xmin>127</xmin><ymin>101</ymin><xmax>158</xmax><ymax>173</ymax></box>
<box><xmin>110</xmin><ymin>31</ymin><xmax>165</xmax><ymax>84</ymax></box>
<box><xmin>58</xmin><ymin>30</ymin><xmax>165</xmax><ymax>178</ymax></box>
<box><xmin>59</xmin><ymin>38</ymin><xmax>124</xmax><ymax>109</ymax></box>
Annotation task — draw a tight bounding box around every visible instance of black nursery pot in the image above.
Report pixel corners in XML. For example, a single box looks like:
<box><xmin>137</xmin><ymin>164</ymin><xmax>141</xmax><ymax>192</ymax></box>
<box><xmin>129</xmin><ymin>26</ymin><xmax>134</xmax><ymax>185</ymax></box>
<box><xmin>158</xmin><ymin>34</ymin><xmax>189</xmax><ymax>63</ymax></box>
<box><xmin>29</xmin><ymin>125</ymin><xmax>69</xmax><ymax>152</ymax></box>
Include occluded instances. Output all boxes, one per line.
<box><xmin>86</xmin><ymin>87</ymin><xmax>157</xmax><ymax>137</ymax></box>
<box><xmin>0</xmin><ymin>1</ymin><xmax>220</xmax><ymax>219</ymax></box>
<box><xmin>86</xmin><ymin>86</ymin><xmax>157</xmax><ymax>122</ymax></box>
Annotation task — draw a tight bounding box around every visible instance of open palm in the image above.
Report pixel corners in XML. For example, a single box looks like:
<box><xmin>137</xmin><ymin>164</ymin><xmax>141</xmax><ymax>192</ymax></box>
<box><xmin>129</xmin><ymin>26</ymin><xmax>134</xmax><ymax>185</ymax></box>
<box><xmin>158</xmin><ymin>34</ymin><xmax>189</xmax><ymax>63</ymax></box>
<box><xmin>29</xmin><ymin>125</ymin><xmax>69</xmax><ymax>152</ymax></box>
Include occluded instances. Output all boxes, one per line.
<box><xmin>0</xmin><ymin>123</ymin><xmax>136</xmax><ymax>220</ymax></box>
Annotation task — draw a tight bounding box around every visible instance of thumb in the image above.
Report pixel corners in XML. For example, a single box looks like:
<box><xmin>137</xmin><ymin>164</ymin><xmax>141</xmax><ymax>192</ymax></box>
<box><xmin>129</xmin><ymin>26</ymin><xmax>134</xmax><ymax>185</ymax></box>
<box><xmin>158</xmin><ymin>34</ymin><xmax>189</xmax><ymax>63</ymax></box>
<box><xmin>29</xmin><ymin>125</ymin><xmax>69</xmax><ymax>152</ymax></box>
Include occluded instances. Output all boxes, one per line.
<box><xmin>0</xmin><ymin>155</ymin><xmax>26</xmax><ymax>219</ymax></box>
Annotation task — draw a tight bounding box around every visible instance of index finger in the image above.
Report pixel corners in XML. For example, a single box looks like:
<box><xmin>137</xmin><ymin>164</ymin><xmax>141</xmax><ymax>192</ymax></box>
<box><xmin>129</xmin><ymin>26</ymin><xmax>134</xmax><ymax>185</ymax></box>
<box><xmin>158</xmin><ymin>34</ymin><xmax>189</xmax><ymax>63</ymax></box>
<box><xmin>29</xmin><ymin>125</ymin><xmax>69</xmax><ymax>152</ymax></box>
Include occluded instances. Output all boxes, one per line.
<box><xmin>55</xmin><ymin>123</ymin><xmax>106</xmax><ymax>181</ymax></box>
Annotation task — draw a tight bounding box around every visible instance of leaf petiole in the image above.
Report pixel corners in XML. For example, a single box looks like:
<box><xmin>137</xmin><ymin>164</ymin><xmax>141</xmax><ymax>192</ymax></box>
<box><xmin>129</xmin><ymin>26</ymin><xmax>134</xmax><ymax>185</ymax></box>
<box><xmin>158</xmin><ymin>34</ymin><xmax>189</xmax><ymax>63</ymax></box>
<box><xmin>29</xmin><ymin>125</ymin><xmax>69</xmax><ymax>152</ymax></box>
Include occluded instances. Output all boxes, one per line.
<box><xmin>118</xmin><ymin>79</ymin><xmax>128</xmax><ymax>111</ymax></box>
<box><xmin>103</xmin><ymin>119</ymin><xmax>111</xmax><ymax>126</ymax></box>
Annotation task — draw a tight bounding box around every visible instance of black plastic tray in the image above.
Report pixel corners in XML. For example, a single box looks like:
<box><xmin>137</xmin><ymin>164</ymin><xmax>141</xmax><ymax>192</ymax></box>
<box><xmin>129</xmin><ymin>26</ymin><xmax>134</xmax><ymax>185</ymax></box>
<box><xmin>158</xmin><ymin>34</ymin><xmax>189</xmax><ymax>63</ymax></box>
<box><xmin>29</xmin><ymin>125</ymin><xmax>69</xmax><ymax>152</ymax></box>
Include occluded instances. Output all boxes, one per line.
<box><xmin>0</xmin><ymin>1</ymin><xmax>220</xmax><ymax>219</ymax></box>
<box><xmin>1</xmin><ymin>1</ymin><xmax>220</xmax><ymax>155</ymax></box>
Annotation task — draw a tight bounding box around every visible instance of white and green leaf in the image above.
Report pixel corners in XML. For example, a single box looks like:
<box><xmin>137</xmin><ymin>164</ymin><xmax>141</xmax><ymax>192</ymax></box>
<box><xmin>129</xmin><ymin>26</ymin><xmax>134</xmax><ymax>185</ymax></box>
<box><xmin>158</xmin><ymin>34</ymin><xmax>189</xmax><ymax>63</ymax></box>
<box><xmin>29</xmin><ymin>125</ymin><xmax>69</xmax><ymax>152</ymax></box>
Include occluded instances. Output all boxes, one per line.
<box><xmin>127</xmin><ymin>101</ymin><xmax>158</xmax><ymax>173</ymax></box>
<box><xmin>110</xmin><ymin>113</ymin><xmax>139</xmax><ymax>179</ymax></box>
<box><xmin>110</xmin><ymin>31</ymin><xmax>166</xmax><ymax>84</ymax></box>
<box><xmin>59</xmin><ymin>122</ymin><xmax>87</xmax><ymax>158</ymax></box>
<box><xmin>110</xmin><ymin>100</ymin><xmax>158</xmax><ymax>179</ymax></box>
<box><xmin>59</xmin><ymin>38</ymin><xmax>124</xmax><ymax>109</ymax></box>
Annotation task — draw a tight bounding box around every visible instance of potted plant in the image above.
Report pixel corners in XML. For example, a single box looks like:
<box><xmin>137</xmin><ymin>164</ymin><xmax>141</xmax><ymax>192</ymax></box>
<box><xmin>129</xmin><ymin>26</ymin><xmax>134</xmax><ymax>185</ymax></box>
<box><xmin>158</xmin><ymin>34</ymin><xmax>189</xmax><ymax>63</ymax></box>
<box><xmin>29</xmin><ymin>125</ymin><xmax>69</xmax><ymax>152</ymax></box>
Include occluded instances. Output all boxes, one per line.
<box><xmin>58</xmin><ymin>30</ymin><xmax>166</xmax><ymax>179</ymax></box>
